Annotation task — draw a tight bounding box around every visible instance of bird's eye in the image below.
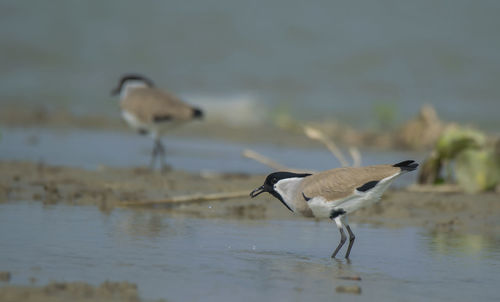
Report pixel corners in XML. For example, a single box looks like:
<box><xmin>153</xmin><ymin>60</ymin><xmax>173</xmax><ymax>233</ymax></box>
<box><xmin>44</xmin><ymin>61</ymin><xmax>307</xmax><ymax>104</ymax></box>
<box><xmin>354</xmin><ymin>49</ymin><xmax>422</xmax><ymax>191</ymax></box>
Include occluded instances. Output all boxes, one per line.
<box><xmin>272</xmin><ymin>177</ymin><xmax>278</xmax><ymax>184</ymax></box>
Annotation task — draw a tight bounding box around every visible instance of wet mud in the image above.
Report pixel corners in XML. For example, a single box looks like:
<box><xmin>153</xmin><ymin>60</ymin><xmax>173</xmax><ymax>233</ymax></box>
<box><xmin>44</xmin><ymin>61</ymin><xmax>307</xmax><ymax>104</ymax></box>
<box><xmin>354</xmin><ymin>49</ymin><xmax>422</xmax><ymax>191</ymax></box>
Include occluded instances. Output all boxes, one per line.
<box><xmin>1</xmin><ymin>160</ymin><xmax>498</xmax><ymax>234</ymax></box>
<box><xmin>0</xmin><ymin>281</ymin><xmax>161</xmax><ymax>302</ymax></box>
<box><xmin>1</xmin><ymin>160</ymin><xmax>499</xmax><ymax>301</ymax></box>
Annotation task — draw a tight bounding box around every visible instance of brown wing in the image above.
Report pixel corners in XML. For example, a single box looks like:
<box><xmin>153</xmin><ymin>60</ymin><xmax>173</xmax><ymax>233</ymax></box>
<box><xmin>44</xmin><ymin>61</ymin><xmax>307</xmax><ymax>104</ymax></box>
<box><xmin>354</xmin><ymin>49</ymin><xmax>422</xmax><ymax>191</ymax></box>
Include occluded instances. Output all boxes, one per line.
<box><xmin>120</xmin><ymin>87</ymin><xmax>195</xmax><ymax>123</ymax></box>
<box><xmin>299</xmin><ymin>165</ymin><xmax>400</xmax><ymax>202</ymax></box>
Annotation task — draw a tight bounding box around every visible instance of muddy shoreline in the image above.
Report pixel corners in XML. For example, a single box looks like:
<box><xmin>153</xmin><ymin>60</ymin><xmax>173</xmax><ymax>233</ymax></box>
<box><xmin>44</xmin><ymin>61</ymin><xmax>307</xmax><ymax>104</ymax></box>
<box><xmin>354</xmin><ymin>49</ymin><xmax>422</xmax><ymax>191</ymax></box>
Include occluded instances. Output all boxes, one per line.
<box><xmin>2</xmin><ymin>103</ymin><xmax>474</xmax><ymax>150</ymax></box>
<box><xmin>0</xmin><ymin>280</ymin><xmax>159</xmax><ymax>302</ymax></box>
<box><xmin>0</xmin><ymin>105</ymin><xmax>337</xmax><ymax>148</ymax></box>
<box><xmin>1</xmin><ymin>160</ymin><xmax>499</xmax><ymax>301</ymax></box>
<box><xmin>2</xmin><ymin>160</ymin><xmax>498</xmax><ymax>234</ymax></box>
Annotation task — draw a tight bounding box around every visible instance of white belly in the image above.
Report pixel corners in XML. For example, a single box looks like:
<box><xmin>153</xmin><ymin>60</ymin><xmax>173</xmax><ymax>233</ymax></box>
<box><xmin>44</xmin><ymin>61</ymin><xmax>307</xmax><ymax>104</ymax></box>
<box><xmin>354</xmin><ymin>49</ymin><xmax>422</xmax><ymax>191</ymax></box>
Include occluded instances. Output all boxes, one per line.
<box><xmin>122</xmin><ymin>111</ymin><xmax>184</xmax><ymax>138</ymax></box>
<box><xmin>122</xmin><ymin>111</ymin><xmax>149</xmax><ymax>131</ymax></box>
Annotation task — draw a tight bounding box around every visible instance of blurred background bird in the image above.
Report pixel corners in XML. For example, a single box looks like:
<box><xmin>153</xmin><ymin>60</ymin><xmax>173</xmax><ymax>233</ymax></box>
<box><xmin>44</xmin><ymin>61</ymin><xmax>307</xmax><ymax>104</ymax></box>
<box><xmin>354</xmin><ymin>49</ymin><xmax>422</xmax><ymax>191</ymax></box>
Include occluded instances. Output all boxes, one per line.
<box><xmin>111</xmin><ymin>74</ymin><xmax>203</xmax><ymax>171</ymax></box>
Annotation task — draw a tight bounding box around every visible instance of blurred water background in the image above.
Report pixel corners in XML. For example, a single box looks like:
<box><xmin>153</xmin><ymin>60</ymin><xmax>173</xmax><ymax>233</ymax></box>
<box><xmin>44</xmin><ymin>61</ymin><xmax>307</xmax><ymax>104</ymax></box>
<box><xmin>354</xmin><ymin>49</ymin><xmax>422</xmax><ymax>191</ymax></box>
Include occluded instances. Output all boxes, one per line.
<box><xmin>1</xmin><ymin>0</ymin><xmax>499</xmax><ymax>130</ymax></box>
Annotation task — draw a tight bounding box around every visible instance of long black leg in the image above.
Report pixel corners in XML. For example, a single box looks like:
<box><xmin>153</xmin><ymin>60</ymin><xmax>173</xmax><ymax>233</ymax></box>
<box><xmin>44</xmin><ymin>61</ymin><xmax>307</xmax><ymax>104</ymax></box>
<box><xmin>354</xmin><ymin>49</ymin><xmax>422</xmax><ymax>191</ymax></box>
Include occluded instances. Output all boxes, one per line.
<box><xmin>150</xmin><ymin>140</ymin><xmax>159</xmax><ymax>169</ymax></box>
<box><xmin>156</xmin><ymin>140</ymin><xmax>167</xmax><ymax>172</ymax></box>
<box><xmin>331</xmin><ymin>228</ymin><xmax>346</xmax><ymax>258</ymax></box>
<box><xmin>150</xmin><ymin>139</ymin><xmax>166</xmax><ymax>169</ymax></box>
<box><xmin>345</xmin><ymin>224</ymin><xmax>356</xmax><ymax>259</ymax></box>
<box><xmin>331</xmin><ymin>217</ymin><xmax>347</xmax><ymax>258</ymax></box>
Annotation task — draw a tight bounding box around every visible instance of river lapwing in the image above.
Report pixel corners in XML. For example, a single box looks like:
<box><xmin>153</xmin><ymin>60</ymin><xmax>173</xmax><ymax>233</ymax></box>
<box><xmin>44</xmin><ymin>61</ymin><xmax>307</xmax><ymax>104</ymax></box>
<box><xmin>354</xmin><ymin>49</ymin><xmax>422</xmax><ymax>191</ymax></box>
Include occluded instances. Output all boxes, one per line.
<box><xmin>250</xmin><ymin>160</ymin><xmax>418</xmax><ymax>258</ymax></box>
<box><xmin>111</xmin><ymin>74</ymin><xmax>203</xmax><ymax>170</ymax></box>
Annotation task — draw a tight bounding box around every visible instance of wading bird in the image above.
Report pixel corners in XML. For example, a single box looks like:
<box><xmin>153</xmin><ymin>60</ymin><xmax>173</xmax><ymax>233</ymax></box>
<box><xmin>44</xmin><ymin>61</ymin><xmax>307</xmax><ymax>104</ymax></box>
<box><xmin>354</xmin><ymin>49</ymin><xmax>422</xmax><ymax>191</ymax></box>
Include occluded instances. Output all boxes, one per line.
<box><xmin>111</xmin><ymin>74</ymin><xmax>203</xmax><ymax>170</ymax></box>
<box><xmin>250</xmin><ymin>160</ymin><xmax>418</xmax><ymax>258</ymax></box>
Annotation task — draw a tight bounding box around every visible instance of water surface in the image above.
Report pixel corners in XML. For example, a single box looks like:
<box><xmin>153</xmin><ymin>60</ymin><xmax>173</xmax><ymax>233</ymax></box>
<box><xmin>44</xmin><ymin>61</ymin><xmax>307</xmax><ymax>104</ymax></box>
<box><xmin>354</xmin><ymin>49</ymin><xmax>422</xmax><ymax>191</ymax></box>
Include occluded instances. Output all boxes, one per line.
<box><xmin>0</xmin><ymin>202</ymin><xmax>499</xmax><ymax>301</ymax></box>
<box><xmin>2</xmin><ymin>0</ymin><xmax>500</xmax><ymax>129</ymax></box>
<box><xmin>0</xmin><ymin>127</ymin><xmax>421</xmax><ymax>186</ymax></box>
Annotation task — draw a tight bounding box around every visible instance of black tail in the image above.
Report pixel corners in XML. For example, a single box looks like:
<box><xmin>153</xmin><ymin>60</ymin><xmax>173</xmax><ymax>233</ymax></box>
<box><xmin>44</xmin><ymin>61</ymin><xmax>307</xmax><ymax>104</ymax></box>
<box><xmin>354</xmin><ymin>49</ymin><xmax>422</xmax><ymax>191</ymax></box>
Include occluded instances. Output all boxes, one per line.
<box><xmin>393</xmin><ymin>160</ymin><xmax>419</xmax><ymax>171</ymax></box>
<box><xmin>192</xmin><ymin>107</ymin><xmax>204</xmax><ymax>119</ymax></box>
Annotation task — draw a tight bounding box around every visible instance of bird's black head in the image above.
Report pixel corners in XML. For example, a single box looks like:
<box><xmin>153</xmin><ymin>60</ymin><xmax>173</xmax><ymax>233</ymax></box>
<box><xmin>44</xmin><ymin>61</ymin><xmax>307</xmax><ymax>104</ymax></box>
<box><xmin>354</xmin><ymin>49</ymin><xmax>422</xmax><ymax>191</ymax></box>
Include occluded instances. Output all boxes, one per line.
<box><xmin>250</xmin><ymin>171</ymin><xmax>311</xmax><ymax>212</ymax></box>
<box><xmin>250</xmin><ymin>171</ymin><xmax>311</xmax><ymax>199</ymax></box>
<box><xmin>111</xmin><ymin>74</ymin><xmax>155</xmax><ymax>96</ymax></box>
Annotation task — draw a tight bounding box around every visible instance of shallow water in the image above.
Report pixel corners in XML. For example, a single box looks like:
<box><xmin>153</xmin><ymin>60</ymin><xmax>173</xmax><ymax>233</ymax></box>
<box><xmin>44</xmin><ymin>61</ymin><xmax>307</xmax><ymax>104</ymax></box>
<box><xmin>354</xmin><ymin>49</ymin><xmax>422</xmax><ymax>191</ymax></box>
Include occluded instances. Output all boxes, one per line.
<box><xmin>1</xmin><ymin>202</ymin><xmax>499</xmax><ymax>301</ymax></box>
<box><xmin>2</xmin><ymin>1</ymin><xmax>500</xmax><ymax>129</ymax></box>
<box><xmin>0</xmin><ymin>127</ymin><xmax>421</xmax><ymax>185</ymax></box>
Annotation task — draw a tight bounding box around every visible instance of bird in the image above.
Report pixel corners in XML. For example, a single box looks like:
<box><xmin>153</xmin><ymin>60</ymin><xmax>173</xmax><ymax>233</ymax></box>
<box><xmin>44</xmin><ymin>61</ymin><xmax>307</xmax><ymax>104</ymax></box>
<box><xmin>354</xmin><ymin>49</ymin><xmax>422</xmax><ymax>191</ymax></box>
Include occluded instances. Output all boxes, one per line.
<box><xmin>250</xmin><ymin>160</ymin><xmax>419</xmax><ymax>259</ymax></box>
<box><xmin>111</xmin><ymin>74</ymin><xmax>203</xmax><ymax>170</ymax></box>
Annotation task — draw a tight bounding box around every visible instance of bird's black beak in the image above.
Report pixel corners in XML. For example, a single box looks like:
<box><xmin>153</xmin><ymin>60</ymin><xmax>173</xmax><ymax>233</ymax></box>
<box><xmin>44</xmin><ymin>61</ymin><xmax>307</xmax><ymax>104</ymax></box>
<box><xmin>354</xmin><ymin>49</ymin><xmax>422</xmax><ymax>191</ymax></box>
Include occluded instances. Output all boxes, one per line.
<box><xmin>111</xmin><ymin>86</ymin><xmax>120</xmax><ymax>96</ymax></box>
<box><xmin>250</xmin><ymin>185</ymin><xmax>265</xmax><ymax>198</ymax></box>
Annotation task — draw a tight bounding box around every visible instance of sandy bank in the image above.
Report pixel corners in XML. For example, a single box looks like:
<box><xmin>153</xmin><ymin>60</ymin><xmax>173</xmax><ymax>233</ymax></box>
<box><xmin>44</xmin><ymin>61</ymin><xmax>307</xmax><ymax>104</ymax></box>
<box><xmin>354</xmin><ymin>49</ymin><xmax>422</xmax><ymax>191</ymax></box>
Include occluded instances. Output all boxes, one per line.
<box><xmin>1</xmin><ymin>161</ymin><xmax>498</xmax><ymax>234</ymax></box>
<box><xmin>0</xmin><ymin>281</ymin><xmax>159</xmax><ymax>302</ymax></box>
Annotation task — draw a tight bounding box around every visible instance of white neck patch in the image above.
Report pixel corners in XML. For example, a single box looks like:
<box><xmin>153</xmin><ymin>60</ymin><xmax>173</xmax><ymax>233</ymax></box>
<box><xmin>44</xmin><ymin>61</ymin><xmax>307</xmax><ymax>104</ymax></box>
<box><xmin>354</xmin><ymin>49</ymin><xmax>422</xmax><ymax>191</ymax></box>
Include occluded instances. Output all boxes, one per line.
<box><xmin>120</xmin><ymin>81</ymin><xmax>149</xmax><ymax>99</ymax></box>
<box><xmin>274</xmin><ymin>177</ymin><xmax>303</xmax><ymax>212</ymax></box>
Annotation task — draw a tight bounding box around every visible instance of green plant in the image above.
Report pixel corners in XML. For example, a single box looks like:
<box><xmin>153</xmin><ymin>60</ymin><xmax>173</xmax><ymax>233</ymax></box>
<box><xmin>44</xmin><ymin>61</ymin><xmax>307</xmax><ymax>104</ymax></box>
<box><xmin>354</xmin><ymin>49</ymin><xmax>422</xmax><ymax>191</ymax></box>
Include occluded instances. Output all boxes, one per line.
<box><xmin>373</xmin><ymin>101</ymin><xmax>397</xmax><ymax>130</ymax></box>
<box><xmin>418</xmin><ymin>125</ymin><xmax>500</xmax><ymax>193</ymax></box>
<box><xmin>455</xmin><ymin>148</ymin><xmax>500</xmax><ymax>193</ymax></box>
